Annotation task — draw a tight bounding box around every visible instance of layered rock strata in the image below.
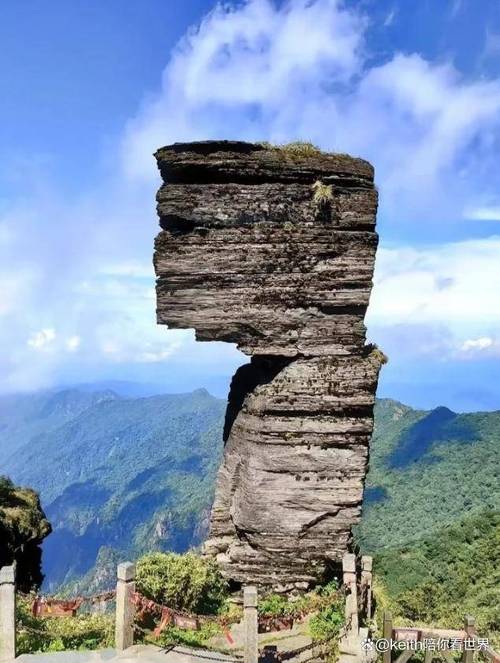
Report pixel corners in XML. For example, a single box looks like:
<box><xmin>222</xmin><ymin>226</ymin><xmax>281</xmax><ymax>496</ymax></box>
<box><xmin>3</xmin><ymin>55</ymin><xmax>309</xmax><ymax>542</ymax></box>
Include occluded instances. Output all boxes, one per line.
<box><xmin>153</xmin><ymin>141</ymin><xmax>382</xmax><ymax>589</ymax></box>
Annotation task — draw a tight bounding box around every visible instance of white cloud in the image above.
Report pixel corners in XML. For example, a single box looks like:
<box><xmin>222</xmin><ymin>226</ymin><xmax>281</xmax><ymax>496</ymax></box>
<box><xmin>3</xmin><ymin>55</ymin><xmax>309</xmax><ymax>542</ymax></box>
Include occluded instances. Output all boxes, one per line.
<box><xmin>456</xmin><ymin>336</ymin><xmax>500</xmax><ymax>359</ymax></box>
<box><xmin>460</xmin><ymin>337</ymin><xmax>494</xmax><ymax>351</ymax></box>
<box><xmin>0</xmin><ymin>274</ymin><xmax>34</xmax><ymax>316</ymax></box>
<box><xmin>464</xmin><ymin>206</ymin><xmax>500</xmax><ymax>221</ymax></box>
<box><xmin>122</xmin><ymin>0</ymin><xmax>500</xmax><ymax>227</ymax></box>
<box><xmin>384</xmin><ymin>9</ymin><xmax>396</xmax><ymax>26</ymax></box>
<box><xmin>367</xmin><ymin>236</ymin><xmax>500</xmax><ymax>361</ymax></box>
<box><xmin>369</xmin><ymin>236</ymin><xmax>500</xmax><ymax>328</ymax></box>
<box><xmin>3</xmin><ymin>0</ymin><xmax>500</xmax><ymax>393</ymax></box>
<box><xmin>98</xmin><ymin>262</ymin><xmax>154</xmax><ymax>279</ymax></box>
<box><xmin>65</xmin><ymin>336</ymin><xmax>81</xmax><ymax>352</ymax></box>
<box><xmin>122</xmin><ymin>0</ymin><xmax>365</xmax><ymax>182</ymax></box>
<box><xmin>27</xmin><ymin>328</ymin><xmax>56</xmax><ymax>350</ymax></box>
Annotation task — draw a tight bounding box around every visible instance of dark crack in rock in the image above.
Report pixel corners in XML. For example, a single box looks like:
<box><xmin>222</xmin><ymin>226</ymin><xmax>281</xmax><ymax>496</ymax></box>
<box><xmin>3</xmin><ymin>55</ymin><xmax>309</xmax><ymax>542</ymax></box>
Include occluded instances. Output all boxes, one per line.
<box><xmin>153</xmin><ymin>140</ymin><xmax>382</xmax><ymax>590</ymax></box>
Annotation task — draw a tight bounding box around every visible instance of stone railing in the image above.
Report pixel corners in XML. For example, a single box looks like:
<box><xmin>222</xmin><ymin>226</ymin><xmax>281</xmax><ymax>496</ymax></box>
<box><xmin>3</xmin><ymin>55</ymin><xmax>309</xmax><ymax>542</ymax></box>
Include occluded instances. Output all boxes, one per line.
<box><xmin>0</xmin><ymin>563</ymin><xmax>260</xmax><ymax>663</ymax></box>
<box><xmin>339</xmin><ymin>554</ymin><xmax>500</xmax><ymax>663</ymax></box>
<box><xmin>381</xmin><ymin>612</ymin><xmax>500</xmax><ymax>663</ymax></box>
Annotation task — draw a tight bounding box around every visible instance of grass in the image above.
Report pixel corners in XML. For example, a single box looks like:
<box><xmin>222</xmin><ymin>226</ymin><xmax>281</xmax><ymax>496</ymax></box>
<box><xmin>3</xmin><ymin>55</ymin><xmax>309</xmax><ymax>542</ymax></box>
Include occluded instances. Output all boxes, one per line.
<box><xmin>259</xmin><ymin>140</ymin><xmax>324</xmax><ymax>157</ymax></box>
<box><xmin>312</xmin><ymin>181</ymin><xmax>334</xmax><ymax>207</ymax></box>
<box><xmin>368</xmin><ymin>345</ymin><xmax>389</xmax><ymax>367</ymax></box>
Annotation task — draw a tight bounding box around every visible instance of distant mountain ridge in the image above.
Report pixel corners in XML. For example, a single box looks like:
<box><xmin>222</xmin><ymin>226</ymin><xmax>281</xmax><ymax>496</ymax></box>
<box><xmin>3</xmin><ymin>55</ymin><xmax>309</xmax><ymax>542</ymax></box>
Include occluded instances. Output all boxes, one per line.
<box><xmin>355</xmin><ymin>398</ymin><xmax>500</xmax><ymax>552</ymax></box>
<box><xmin>0</xmin><ymin>386</ymin><xmax>225</xmax><ymax>590</ymax></box>
<box><xmin>0</xmin><ymin>388</ymin><xmax>121</xmax><ymax>462</ymax></box>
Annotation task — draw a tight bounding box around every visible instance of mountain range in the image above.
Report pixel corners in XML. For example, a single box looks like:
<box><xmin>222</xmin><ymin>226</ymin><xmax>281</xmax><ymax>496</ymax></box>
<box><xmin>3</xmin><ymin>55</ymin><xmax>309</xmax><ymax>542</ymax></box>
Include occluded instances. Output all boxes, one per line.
<box><xmin>0</xmin><ymin>386</ymin><xmax>225</xmax><ymax>590</ymax></box>
<box><xmin>0</xmin><ymin>386</ymin><xmax>498</xmax><ymax>599</ymax></box>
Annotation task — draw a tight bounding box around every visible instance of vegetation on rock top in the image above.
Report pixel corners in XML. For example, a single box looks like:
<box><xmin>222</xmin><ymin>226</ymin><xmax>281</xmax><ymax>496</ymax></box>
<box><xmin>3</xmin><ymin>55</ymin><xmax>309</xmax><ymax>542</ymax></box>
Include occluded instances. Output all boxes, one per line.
<box><xmin>0</xmin><ymin>476</ymin><xmax>51</xmax><ymax>591</ymax></box>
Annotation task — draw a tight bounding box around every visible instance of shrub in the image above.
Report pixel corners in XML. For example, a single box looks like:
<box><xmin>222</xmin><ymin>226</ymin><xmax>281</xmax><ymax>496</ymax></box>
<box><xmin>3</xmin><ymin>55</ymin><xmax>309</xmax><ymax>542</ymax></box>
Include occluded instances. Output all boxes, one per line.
<box><xmin>0</xmin><ymin>476</ymin><xmax>14</xmax><ymax>503</ymax></box>
<box><xmin>154</xmin><ymin>621</ymin><xmax>222</xmax><ymax>649</ymax></box>
<box><xmin>258</xmin><ymin>581</ymin><xmax>344</xmax><ymax>640</ymax></box>
<box><xmin>369</xmin><ymin>345</ymin><xmax>389</xmax><ymax>366</ymax></box>
<box><xmin>135</xmin><ymin>551</ymin><xmax>228</xmax><ymax>615</ymax></box>
<box><xmin>309</xmin><ymin>601</ymin><xmax>344</xmax><ymax>641</ymax></box>
<box><xmin>258</xmin><ymin>594</ymin><xmax>291</xmax><ymax>617</ymax></box>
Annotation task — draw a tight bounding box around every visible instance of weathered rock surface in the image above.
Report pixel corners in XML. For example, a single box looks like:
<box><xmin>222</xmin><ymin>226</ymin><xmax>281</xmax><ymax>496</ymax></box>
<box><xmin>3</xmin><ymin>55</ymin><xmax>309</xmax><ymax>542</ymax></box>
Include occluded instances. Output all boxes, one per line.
<box><xmin>153</xmin><ymin>141</ymin><xmax>382</xmax><ymax>589</ymax></box>
<box><xmin>0</xmin><ymin>478</ymin><xmax>52</xmax><ymax>591</ymax></box>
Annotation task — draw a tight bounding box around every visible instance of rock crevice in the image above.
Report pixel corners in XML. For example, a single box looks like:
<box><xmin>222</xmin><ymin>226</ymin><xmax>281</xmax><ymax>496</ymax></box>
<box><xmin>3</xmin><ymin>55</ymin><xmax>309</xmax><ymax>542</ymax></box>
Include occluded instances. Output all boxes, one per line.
<box><xmin>153</xmin><ymin>141</ymin><xmax>382</xmax><ymax>589</ymax></box>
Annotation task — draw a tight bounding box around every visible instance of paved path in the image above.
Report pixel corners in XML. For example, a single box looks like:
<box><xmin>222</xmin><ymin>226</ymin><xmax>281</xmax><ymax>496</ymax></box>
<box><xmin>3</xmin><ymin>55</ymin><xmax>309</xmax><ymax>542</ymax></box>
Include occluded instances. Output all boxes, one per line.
<box><xmin>16</xmin><ymin>618</ymin><xmax>316</xmax><ymax>663</ymax></box>
<box><xmin>17</xmin><ymin>645</ymin><xmax>240</xmax><ymax>663</ymax></box>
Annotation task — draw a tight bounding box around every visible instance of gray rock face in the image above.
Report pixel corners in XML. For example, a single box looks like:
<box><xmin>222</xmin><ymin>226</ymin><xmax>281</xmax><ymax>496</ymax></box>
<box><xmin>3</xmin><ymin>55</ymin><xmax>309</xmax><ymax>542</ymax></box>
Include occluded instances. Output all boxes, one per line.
<box><xmin>153</xmin><ymin>141</ymin><xmax>382</xmax><ymax>589</ymax></box>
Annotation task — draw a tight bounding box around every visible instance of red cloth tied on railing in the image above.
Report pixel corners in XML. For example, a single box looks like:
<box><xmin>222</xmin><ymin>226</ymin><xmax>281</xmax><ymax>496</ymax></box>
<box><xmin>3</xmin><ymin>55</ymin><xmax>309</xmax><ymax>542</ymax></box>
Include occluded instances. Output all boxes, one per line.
<box><xmin>153</xmin><ymin>607</ymin><xmax>174</xmax><ymax>637</ymax></box>
<box><xmin>131</xmin><ymin>592</ymin><xmax>202</xmax><ymax>638</ymax></box>
<box><xmin>32</xmin><ymin>597</ymin><xmax>84</xmax><ymax>618</ymax></box>
<box><xmin>29</xmin><ymin>589</ymin><xmax>116</xmax><ymax>619</ymax></box>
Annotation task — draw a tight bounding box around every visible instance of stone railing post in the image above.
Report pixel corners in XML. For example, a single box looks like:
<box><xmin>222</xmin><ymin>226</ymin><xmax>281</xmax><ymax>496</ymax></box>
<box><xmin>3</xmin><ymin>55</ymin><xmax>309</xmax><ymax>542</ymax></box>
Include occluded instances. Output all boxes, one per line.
<box><xmin>115</xmin><ymin>562</ymin><xmax>135</xmax><ymax>651</ymax></box>
<box><xmin>243</xmin><ymin>586</ymin><xmax>258</xmax><ymax>663</ymax></box>
<box><xmin>342</xmin><ymin>553</ymin><xmax>358</xmax><ymax>634</ymax></box>
<box><xmin>361</xmin><ymin>555</ymin><xmax>373</xmax><ymax>621</ymax></box>
<box><xmin>382</xmin><ymin>611</ymin><xmax>393</xmax><ymax>663</ymax></box>
<box><xmin>0</xmin><ymin>565</ymin><xmax>16</xmax><ymax>661</ymax></box>
<box><xmin>462</xmin><ymin>616</ymin><xmax>476</xmax><ymax>663</ymax></box>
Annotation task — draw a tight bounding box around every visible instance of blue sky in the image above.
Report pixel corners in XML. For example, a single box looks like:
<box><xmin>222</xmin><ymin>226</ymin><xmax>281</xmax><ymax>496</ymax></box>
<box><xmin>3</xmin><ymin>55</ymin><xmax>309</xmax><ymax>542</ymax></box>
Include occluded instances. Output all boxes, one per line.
<box><xmin>1</xmin><ymin>0</ymin><xmax>500</xmax><ymax>411</ymax></box>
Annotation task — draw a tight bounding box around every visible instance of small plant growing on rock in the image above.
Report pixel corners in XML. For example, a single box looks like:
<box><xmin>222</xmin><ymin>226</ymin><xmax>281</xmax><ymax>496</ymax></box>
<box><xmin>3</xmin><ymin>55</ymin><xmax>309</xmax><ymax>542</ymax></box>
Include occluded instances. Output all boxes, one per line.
<box><xmin>312</xmin><ymin>181</ymin><xmax>333</xmax><ymax>207</ymax></box>
<box><xmin>369</xmin><ymin>345</ymin><xmax>389</xmax><ymax>366</ymax></box>
<box><xmin>258</xmin><ymin>141</ymin><xmax>323</xmax><ymax>158</ymax></box>
<box><xmin>279</xmin><ymin>141</ymin><xmax>323</xmax><ymax>157</ymax></box>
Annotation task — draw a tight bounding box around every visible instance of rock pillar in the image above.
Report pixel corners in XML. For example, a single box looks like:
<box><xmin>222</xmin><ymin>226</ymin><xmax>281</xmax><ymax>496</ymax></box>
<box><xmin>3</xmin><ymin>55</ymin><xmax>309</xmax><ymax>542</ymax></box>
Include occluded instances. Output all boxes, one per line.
<box><xmin>153</xmin><ymin>141</ymin><xmax>382</xmax><ymax>589</ymax></box>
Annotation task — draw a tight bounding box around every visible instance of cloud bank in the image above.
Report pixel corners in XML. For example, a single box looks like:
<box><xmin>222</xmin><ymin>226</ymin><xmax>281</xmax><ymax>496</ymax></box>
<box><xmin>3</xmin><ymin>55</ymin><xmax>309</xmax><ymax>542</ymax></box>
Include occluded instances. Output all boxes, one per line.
<box><xmin>1</xmin><ymin>0</ymin><xmax>500</xmax><ymax>406</ymax></box>
<box><xmin>368</xmin><ymin>237</ymin><xmax>500</xmax><ymax>360</ymax></box>
<box><xmin>123</xmin><ymin>0</ymin><xmax>500</xmax><ymax>230</ymax></box>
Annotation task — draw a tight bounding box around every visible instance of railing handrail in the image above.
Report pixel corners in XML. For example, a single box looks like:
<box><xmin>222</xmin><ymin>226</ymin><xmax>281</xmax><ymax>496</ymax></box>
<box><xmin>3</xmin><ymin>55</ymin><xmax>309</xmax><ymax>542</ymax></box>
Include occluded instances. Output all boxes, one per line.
<box><xmin>382</xmin><ymin>611</ymin><xmax>500</xmax><ymax>663</ymax></box>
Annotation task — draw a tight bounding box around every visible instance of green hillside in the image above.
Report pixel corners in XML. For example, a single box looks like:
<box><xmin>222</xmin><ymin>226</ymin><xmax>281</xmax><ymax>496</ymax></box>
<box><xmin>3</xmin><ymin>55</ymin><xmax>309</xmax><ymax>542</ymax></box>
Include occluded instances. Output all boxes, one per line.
<box><xmin>0</xmin><ymin>387</ymin><xmax>225</xmax><ymax>591</ymax></box>
<box><xmin>0</xmin><ymin>389</ymin><xmax>121</xmax><ymax>461</ymax></box>
<box><xmin>355</xmin><ymin>399</ymin><xmax>500</xmax><ymax>552</ymax></box>
<box><xmin>355</xmin><ymin>399</ymin><xmax>500</xmax><ymax>644</ymax></box>
<box><xmin>373</xmin><ymin>510</ymin><xmax>500</xmax><ymax>645</ymax></box>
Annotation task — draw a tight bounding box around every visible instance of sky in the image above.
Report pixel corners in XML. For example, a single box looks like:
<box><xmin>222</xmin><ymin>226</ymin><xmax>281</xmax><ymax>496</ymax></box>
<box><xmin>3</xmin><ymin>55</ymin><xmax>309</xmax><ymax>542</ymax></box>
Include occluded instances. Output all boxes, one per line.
<box><xmin>1</xmin><ymin>0</ymin><xmax>500</xmax><ymax>411</ymax></box>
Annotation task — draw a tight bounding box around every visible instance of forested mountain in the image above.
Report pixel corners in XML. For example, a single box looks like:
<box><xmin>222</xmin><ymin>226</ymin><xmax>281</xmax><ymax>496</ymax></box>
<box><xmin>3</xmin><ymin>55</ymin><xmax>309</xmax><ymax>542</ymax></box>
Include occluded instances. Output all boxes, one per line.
<box><xmin>0</xmin><ymin>388</ymin><xmax>120</xmax><ymax>461</ymax></box>
<box><xmin>356</xmin><ymin>399</ymin><xmax>500</xmax><ymax>642</ymax></box>
<box><xmin>373</xmin><ymin>510</ymin><xmax>499</xmax><ymax>641</ymax></box>
<box><xmin>355</xmin><ymin>398</ymin><xmax>500</xmax><ymax>551</ymax></box>
<box><xmin>0</xmin><ymin>387</ymin><xmax>225</xmax><ymax>590</ymax></box>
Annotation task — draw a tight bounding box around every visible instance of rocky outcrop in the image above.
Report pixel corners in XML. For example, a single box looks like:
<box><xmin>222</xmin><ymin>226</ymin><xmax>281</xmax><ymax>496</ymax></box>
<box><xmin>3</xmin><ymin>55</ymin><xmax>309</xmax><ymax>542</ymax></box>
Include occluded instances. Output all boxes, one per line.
<box><xmin>153</xmin><ymin>141</ymin><xmax>382</xmax><ymax>589</ymax></box>
<box><xmin>0</xmin><ymin>477</ymin><xmax>52</xmax><ymax>591</ymax></box>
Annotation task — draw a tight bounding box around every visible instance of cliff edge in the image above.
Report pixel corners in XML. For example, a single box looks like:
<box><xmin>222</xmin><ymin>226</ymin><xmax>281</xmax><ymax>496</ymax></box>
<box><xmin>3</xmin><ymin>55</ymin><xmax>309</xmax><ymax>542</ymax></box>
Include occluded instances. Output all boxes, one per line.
<box><xmin>0</xmin><ymin>477</ymin><xmax>52</xmax><ymax>591</ymax></box>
